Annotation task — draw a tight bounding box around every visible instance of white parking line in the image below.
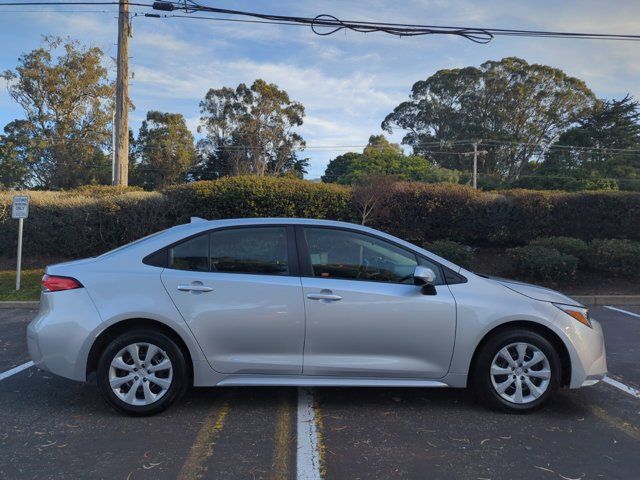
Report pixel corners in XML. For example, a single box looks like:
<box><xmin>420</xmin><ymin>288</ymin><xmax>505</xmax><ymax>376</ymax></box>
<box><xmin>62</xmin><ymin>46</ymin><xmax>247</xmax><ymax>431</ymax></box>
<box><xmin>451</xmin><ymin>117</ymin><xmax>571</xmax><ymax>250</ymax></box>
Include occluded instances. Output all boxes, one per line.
<box><xmin>603</xmin><ymin>376</ymin><xmax>640</xmax><ymax>399</ymax></box>
<box><xmin>604</xmin><ymin>306</ymin><xmax>640</xmax><ymax>319</ymax></box>
<box><xmin>297</xmin><ymin>388</ymin><xmax>322</xmax><ymax>480</ymax></box>
<box><xmin>0</xmin><ymin>361</ymin><xmax>34</xmax><ymax>381</ymax></box>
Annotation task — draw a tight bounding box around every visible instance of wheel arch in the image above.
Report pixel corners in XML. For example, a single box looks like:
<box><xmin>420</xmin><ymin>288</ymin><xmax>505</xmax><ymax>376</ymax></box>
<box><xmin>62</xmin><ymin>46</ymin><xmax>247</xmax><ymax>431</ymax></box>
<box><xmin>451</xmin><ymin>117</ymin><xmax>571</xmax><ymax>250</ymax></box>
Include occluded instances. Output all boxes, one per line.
<box><xmin>467</xmin><ymin>320</ymin><xmax>572</xmax><ymax>387</ymax></box>
<box><xmin>86</xmin><ymin>318</ymin><xmax>194</xmax><ymax>382</ymax></box>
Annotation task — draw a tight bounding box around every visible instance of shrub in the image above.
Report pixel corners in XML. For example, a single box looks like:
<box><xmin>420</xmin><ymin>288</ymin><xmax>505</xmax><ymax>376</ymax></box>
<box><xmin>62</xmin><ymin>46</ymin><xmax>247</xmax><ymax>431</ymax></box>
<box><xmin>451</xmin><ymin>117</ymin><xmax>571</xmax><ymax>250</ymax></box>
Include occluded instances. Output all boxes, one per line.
<box><xmin>373</xmin><ymin>183</ymin><xmax>640</xmax><ymax>246</ymax></box>
<box><xmin>507</xmin><ymin>245</ymin><xmax>578</xmax><ymax>282</ymax></box>
<box><xmin>164</xmin><ymin>176</ymin><xmax>354</xmax><ymax>224</ymax></box>
<box><xmin>3</xmin><ymin>179</ymin><xmax>640</xmax><ymax>259</ymax></box>
<box><xmin>586</xmin><ymin>239</ymin><xmax>640</xmax><ymax>276</ymax></box>
<box><xmin>0</xmin><ymin>177</ymin><xmax>354</xmax><ymax>258</ymax></box>
<box><xmin>0</xmin><ymin>189</ymin><xmax>170</xmax><ymax>258</ymax></box>
<box><xmin>424</xmin><ymin>240</ymin><xmax>473</xmax><ymax>269</ymax></box>
<box><xmin>509</xmin><ymin>175</ymin><xmax>618</xmax><ymax>191</ymax></box>
<box><xmin>529</xmin><ymin>237</ymin><xmax>589</xmax><ymax>265</ymax></box>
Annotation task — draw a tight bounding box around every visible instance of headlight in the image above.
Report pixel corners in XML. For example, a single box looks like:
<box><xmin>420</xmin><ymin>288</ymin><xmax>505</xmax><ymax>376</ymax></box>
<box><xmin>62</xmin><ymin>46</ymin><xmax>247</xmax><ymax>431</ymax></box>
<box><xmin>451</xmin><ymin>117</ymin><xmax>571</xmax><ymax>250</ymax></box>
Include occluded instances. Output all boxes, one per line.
<box><xmin>553</xmin><ymin>303</ymin><xmax>591</xmax><ymax>328</ymax></box>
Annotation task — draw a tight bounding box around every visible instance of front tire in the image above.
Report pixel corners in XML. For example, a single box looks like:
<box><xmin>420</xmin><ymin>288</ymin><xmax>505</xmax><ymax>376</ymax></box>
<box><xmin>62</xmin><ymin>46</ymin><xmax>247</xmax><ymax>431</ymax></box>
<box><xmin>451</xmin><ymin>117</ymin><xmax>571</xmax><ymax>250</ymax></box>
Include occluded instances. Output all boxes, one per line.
<box><xmin>472</xmin><ymin>329</ymin><xmax>561</xmax><ymax>413</ymax></box>
<box><xmin>96</xmin><ymin>330</ymin><xmax>188</xmax><ymax>416</ymax></box>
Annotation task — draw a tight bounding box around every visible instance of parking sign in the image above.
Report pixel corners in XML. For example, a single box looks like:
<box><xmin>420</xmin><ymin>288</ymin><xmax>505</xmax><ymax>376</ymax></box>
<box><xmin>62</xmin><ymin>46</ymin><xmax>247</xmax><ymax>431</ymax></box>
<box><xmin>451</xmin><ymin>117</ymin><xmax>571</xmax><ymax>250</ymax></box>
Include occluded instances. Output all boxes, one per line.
<box><xmin>12</xmin><ymin>195</ymin><xmax>29</xmax><ymax>219</ymax></box>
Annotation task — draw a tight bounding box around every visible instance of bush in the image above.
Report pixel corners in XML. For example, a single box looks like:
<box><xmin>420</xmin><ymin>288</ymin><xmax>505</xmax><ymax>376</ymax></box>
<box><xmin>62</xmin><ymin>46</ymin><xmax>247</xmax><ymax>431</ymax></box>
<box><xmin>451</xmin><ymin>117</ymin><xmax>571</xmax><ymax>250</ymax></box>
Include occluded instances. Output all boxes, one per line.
<box><xmin>507</xmin><ymin>245</ymin><xmax>578</xmax><ymax>282</ymax></box>
<box><xmin>0</xmin><ymin>177</ymin><xmax>354</xmax><ymax>258</ymax></box>
<box><xmin>509</xmin><ymin>175</ymin><xmax>618</xmax><ymax>192</ymax></box>
<box><xmin>529</xmin><ymin>237</ymin><xmax>589</xmax><ymax>265</ymax></box>
<box><xmin>586</xmin><ymin>239</ymin><xmax>640</xmax><ymax>276</ymax></box>
<box><xmin>424</xmin><ymin>240</ymin><xmax>473</xmax><ymax>269</ymax></box>
<box><xmin>3</xmin><ymin>178</ymin><xmax>640</xmax><ymax>259</ymax></box>
<box><xmin>0</xmin><ymin>189</ymin><xmax>170</xmax><ymax>258</ymax></box>
<box><xmin>164</xmin><ymin>176</ymin><xmax>354</xmax><ymax>224</ymax></box>
<box><xmin>373</xmin><ymin>183</ymin><xmax>640</xmax><ymax>246</ymax></box>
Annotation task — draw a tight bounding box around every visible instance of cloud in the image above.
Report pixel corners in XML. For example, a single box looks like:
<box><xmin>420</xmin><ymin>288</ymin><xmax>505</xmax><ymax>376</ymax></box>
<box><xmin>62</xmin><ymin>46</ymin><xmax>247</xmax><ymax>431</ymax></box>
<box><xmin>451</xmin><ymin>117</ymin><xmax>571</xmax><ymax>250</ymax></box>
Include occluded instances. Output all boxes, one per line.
<box><xmin>3</xmin><ymin>0</ymin><xmax>640</xmax><ymax>179</ymax></box>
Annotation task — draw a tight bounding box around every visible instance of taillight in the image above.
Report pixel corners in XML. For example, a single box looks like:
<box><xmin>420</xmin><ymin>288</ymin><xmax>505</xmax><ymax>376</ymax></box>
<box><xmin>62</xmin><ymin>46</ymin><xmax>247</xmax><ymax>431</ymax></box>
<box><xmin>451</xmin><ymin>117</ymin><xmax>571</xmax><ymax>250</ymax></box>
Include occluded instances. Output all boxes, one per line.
<box><xmin>41</xmin><ymin>274</ymin><xmax>83</xmax><ymax>292</ymax></box>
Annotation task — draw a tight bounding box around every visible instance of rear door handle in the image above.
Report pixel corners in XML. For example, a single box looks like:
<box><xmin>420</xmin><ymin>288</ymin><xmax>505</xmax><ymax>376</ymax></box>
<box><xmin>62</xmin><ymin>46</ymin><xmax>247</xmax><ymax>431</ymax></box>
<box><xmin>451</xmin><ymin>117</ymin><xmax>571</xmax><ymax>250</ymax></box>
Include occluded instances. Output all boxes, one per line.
<box><xmin>178</xmin><ymin>285</ymin><xmax>213</xmax><ymax>292</ymax></box>
<box><xmin>306</xmin><ymin>293</ymin><xmax>342</xmax><ymax>301</ymax></box>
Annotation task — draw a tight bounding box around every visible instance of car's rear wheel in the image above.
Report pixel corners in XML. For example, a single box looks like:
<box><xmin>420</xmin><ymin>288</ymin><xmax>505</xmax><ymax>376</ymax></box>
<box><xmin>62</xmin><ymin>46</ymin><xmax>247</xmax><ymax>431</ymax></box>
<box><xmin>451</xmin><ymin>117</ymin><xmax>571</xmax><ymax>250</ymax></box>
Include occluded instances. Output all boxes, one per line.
<box><xmin>472</xmin><ymin>329</ymin><xmax>561</xmax><ymax>413</ymax></box>
<box><xmin>96</xmin><ymin>330</ymin><xmax>188</xmax><ymax>416</ymax></box>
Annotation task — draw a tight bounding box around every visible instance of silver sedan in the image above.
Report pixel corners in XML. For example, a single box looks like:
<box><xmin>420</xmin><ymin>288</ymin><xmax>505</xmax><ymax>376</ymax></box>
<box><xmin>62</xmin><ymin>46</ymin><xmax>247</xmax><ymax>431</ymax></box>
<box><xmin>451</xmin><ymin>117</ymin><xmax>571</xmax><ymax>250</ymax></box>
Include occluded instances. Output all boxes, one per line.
<box><xmin>27</xmin><ymin>218</ymin><xmax>607</xmax><ymax>415</ymax></box>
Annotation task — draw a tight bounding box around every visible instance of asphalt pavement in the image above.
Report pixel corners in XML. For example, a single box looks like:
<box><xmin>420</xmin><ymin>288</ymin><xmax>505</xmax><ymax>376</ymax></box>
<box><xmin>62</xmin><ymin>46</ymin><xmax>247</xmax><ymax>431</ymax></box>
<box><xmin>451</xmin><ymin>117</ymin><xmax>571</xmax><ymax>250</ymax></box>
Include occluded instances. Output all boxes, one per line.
<box><xmin>0</xmin><ymin>306</ymin><xmax>638</xmax><ymax>480</ymax></box>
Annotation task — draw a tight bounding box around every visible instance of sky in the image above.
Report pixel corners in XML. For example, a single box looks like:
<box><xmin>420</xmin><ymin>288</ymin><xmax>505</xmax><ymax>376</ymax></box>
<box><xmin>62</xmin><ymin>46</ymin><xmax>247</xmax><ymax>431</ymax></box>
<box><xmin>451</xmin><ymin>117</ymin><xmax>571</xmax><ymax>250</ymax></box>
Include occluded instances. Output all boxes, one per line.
<box><xmin>1</xmin><ymin>0</ymin><xmax>640</xmax><ymax>178</ymax></box>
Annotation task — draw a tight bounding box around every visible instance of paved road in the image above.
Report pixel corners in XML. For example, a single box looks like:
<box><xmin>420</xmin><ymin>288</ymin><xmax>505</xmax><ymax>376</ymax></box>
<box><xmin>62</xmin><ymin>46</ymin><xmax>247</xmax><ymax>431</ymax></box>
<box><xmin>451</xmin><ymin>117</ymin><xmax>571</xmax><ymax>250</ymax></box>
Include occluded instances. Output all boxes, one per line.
<box><xmin>0</xmin><ymin>306</ymin><xmax>638</xmax><ymax>480</ymax></box>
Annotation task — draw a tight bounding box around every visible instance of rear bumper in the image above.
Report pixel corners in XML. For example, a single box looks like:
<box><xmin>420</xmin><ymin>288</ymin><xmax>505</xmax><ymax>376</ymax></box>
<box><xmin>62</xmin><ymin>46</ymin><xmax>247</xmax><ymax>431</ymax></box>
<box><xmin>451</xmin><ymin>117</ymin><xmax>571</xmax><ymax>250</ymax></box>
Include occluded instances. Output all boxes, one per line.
<box><xmin>27</xmin><ymin>289</ymin><xmax>103</xmax><ymax>382</ymax></box>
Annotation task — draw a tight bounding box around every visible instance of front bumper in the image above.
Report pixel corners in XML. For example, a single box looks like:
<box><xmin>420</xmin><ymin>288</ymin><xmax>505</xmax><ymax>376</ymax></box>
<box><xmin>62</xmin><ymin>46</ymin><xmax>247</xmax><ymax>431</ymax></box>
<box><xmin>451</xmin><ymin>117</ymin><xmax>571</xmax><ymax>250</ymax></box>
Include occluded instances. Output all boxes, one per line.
<box><xmin>27</xmin><ymin>288</ymin><xmax>103</xmax><ymax>382</ymax></box>
<box><xmin>568</xmin><ymin>318</ymin><xmax>607</xmax><ymax>388</ymax></box>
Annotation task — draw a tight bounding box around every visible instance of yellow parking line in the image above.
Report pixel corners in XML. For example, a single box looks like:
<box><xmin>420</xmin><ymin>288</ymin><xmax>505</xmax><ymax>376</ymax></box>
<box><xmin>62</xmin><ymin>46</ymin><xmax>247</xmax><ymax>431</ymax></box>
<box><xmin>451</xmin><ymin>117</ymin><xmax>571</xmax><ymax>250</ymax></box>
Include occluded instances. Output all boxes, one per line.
<box><xmin>177</xmin><ymin>402</ymin><xmax>232</xmax><ymax>480</ymax></box>
<box><xmin>270</xmin><ymin>395</ymin><xmax>293</xmax><ymax>480</ymax></box>
<box><xmin>588</xmin><ymin>404</ymin><xmax>640</xmax><ymax>442</ymax></box>
<box><xmin>314</xmin><ymin>396</ymin><xmax>327</xmax><ymax>479</ymax></box>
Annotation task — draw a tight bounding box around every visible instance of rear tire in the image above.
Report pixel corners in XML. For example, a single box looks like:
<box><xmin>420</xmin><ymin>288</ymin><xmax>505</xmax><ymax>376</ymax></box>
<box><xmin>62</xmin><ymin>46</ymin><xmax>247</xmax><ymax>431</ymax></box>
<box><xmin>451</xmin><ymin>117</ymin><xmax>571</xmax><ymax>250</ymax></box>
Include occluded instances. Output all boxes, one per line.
<box><xmin>97</xmin><ymin>330</ymin><xmax>188</xmax><ymax>416</ymax></box>
<box><xmin>472</xmin><ymin>329</ymin><xmax>561</xmax><ymax>413</ymax></box>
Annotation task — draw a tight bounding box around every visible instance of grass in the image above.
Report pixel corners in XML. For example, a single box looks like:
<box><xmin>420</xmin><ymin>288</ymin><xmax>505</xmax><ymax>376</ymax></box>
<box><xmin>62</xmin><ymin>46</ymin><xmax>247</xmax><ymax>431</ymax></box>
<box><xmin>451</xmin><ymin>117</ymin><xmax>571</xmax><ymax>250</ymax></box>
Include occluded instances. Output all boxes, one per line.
<box><xmin>0</xmin><ymin>269</ymin><xmax>43</xmax><ymax>301</ymax></box>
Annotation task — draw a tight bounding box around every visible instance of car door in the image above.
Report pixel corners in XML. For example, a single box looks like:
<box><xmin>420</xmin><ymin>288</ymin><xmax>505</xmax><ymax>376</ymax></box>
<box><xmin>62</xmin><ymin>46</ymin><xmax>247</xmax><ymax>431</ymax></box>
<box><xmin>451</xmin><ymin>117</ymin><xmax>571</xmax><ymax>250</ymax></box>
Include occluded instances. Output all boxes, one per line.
<box><xmin>161</xmin><ymin>225</ymin><xmax>305</xmax><ymax>375</ymax></box>
<box><xmin>298</xmin><ymin>226</ymin><xmax>457</xmax><ymax>379</ymax></box>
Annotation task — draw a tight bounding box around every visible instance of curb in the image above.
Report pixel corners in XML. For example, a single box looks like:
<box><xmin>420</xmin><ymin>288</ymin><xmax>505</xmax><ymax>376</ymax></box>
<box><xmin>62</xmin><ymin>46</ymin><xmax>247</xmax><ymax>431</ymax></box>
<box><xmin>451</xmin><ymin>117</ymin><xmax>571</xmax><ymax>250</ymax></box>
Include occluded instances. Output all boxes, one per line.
<box><xmin>572</xmin><ymin>295</ymin><xmax>640</xmax><ymax>306</ymax></box>
<box><xmin>1</xmin><ymin>296</ymin><xmax>639</xmax><ymax>309</ymax></box>
<box><xmin>0</xmin><ymin>301</ymin><xmax>40</xmax><ymax>309</ymax></box>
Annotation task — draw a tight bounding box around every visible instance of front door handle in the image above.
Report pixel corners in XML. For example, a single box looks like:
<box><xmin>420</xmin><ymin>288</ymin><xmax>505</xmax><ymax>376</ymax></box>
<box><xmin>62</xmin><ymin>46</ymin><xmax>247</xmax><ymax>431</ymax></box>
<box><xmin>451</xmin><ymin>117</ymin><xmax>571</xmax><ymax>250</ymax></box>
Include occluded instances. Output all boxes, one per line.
<box><xmin>178</xmin><ymin>284</ymin><xmax>213</xmax><ymax>292</ymax></box>
<box><xmin>306</xmin><ymin>292</ymin><xmax>342</xmax><ymax>301</ymax></box>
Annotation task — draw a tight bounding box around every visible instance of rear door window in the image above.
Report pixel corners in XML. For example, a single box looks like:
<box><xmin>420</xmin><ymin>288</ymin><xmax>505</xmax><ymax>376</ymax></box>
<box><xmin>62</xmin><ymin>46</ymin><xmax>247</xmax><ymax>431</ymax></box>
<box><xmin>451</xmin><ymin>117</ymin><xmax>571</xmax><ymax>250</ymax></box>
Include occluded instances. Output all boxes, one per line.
<box><xmin>210</xmin><ymin>227</ymin><xmax>289</xmax><ymax>275</ymax></box>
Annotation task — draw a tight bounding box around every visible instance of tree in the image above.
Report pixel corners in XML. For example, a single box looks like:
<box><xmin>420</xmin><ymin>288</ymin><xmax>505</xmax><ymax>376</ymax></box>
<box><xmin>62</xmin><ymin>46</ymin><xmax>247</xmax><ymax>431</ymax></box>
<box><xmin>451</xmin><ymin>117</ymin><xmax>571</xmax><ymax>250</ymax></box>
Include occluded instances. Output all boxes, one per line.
<box><xmin>382</xmin><ymin>57</ymin><xmax>595</xmax><ymax>179</ymax></box>
<box><xmin>194</xmin><ymin>79</ymin><xmax>307</xmax><ymax>179</ymax></box>
<box><xmin>541</xmin><ymin>95</ymin><xmax>640</xmax><ymax>173</ymax></box>
<box><xmin>1</xmin><ymin>37</ymin><xmax>114</xmax><ymax>189</ymax></box>
<box><xmin>352</xmin><ymin>174</ymin><xmax>397</xmax><ymax>225</ymax></box>
<box><xmin>131</xmin><ymin>111</ymin><xmax>196</xmax><ymax>189</ymax></box>
<box><xmin>322</xmin><ymin>135</ymin><xmax>460</xmax><ymax>184</ymax></box>
<box><xmin>0</xmin><ymin>127</ymin><xmax>30</xmax><ymax>188</ymax></box>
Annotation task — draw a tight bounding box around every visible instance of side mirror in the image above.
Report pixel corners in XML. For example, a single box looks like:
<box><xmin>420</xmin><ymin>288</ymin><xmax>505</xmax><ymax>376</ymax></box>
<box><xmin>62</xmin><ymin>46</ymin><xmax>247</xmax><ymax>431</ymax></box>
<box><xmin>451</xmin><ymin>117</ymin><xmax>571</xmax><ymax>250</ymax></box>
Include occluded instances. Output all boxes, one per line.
<box><xmin>413</xmin><ymin>266</ymin><xmax>437</xmax><ymax>295</ymax></box>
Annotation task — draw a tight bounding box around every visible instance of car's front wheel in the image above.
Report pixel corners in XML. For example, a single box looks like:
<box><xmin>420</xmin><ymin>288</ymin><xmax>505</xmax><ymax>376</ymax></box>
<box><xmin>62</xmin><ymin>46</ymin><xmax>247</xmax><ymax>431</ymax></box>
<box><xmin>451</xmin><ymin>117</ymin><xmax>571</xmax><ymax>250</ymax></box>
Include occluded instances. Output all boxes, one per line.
<box><xmin>472</xmin><ymin>329</ymin><xmax>561</xmax><ymax>413</ymax></box>
<box><xmin>96</xmin><ymin>330</ymin><xmax>188</xmax><ymax>416</ymax></box>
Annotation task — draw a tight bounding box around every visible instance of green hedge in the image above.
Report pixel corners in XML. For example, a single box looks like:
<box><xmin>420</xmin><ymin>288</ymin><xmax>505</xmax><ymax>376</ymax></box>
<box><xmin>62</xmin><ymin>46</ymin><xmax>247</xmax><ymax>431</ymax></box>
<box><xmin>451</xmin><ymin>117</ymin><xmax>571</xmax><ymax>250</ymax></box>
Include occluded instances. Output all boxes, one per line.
<box><xmin>586</xmin><ymin>239</ymin><xmax>640</xmax><ymax>276</ymax></box>
<box><xmin>0</xmin><ymin>177</ymin><xmax>353</xmax><ymax>258</ymax></box>
<box><xmin>164</xmin><ymin>176</ymin><xmax>353</xmax><ymax>223</ymax></box>
<box><xmin>2</xmin><ymin>178</ymin><xmax>640</xmax><ymax>258</ymax></box>
<box><xmin>424</xmin><ymin>240</ymin><xmax>473</xmax><ymax>269</ymax></box>
<box><xmin>507</xmin><ymin>245</ymin><xmax>579</xmax><ymax>282</ymax></box>
<box><xmin>0</xmin><ymin>189</ymin><xmax>171</xmax><ymax>257</ymax></box>
<box><xmin>528</xmin><ymin>237</ymin><xmax>589</xmax><ymax>266</ymax></box>
<box><xmin>373</xmin><ymin>184</ymin><xmax>640</xmax><ymax>246</ymax></box>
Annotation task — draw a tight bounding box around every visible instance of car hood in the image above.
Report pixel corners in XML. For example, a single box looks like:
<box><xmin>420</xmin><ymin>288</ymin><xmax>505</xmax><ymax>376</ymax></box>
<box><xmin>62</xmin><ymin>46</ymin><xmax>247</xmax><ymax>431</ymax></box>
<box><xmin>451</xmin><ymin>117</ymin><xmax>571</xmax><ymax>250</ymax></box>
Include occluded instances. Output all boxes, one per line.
<box><xmin>483</xmin><ymin>275</ymin><xmax>585</xmax><ymax>307</ymax></box>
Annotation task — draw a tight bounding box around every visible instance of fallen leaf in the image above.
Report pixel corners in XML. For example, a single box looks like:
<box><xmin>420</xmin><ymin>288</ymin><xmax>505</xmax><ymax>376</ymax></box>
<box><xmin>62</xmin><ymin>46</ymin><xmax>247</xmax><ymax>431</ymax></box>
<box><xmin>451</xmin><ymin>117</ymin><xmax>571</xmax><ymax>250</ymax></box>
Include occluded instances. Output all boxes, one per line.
<box><xmin>559</xmin><ymin>474</ymin><xmax>585</xmax><ymax>480</ymax></box>
<box><xmin>534</xmin><ymin>466</ymin><xmax>554</xmax><ymax>473</ymax></box>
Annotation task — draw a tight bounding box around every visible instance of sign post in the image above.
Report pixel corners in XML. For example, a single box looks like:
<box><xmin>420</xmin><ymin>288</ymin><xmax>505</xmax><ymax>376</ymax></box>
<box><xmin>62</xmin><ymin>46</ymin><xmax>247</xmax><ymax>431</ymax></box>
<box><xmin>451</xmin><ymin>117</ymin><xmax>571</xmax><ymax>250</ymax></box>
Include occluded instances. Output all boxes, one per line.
<box><xmin>12</xmin><ymin>195</ymin><xmax>29</xmax><ymax>291</ymax></box>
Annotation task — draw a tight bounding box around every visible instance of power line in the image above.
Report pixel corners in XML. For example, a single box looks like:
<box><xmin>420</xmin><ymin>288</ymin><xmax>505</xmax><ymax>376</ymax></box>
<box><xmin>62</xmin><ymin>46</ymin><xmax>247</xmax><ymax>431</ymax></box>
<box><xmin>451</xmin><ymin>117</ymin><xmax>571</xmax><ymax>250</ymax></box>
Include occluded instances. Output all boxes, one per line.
<box><xmin>144</xmin><ymin>1</ymin><xmax>640</xmax><ymax>43</ymax></box>
<box><xmin>4</xmin><ymin>1</ymin><xmax>640</xmax><ymax>44</ymax></box>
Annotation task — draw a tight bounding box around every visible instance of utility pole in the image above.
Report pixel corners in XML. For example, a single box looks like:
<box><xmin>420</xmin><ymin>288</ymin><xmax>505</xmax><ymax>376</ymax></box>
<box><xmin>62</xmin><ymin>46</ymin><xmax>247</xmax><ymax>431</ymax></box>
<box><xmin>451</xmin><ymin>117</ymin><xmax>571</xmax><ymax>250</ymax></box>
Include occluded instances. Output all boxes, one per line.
<box><xmin>111</xmin><ymin>108</ymin><xmax>116</xmax><ymax>184</ymax></box>
<box><xmin>114</xmin><ymin>0</ymin><xmax>130</xmax><ymax>186</ymax></box>
<box><xmin>472</xmin><ymin>141</ymin><xmax>479</xmax><ymax>189</ymax></box>
<box><xmin>460</xmin><ymin>140</ymin><xmax>486</xmax><ymax>189</ymax></box>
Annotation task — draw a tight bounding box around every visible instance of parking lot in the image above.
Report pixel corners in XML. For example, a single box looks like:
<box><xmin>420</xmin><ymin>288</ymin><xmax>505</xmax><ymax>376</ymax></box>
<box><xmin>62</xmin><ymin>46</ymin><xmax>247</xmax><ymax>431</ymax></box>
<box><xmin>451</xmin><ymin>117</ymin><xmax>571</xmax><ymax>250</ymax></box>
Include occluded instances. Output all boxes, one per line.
<box><xmin>1</xmin><ymin>306</ymin><xmax>639</xmax><ymax>480</ymax></box>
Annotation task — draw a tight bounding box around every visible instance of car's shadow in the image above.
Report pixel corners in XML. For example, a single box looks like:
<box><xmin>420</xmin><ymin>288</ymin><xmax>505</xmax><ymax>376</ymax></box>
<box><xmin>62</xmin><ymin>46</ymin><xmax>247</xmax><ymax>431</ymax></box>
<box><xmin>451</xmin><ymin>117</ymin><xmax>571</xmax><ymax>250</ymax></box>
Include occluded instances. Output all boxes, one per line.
<box><xmin>3</xmin><ymin>367</ymin><xmax>591</xmax><ymax>423</ymax></box>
